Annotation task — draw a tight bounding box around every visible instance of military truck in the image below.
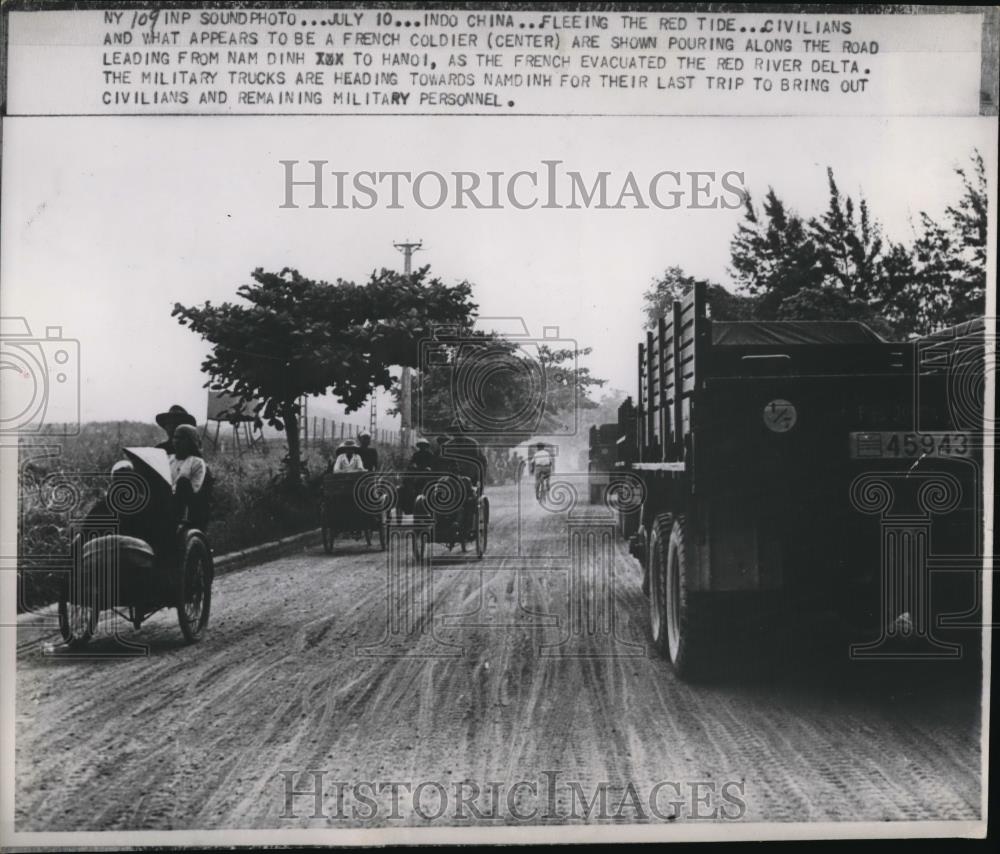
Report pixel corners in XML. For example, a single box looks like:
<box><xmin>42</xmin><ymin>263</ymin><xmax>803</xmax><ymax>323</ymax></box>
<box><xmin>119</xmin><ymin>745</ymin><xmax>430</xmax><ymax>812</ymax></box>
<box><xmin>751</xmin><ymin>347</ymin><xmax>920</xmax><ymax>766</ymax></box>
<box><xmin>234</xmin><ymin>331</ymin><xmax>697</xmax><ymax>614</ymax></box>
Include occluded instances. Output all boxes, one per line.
<box><xmin>618</xmin><ymin>282</ymin><xmax>983</xmax><ymax>679</ymax></box>
<box><xmin>587</xmin><ymin>422</ymin><xmax>618</xmax><ymax>504</ymax></box>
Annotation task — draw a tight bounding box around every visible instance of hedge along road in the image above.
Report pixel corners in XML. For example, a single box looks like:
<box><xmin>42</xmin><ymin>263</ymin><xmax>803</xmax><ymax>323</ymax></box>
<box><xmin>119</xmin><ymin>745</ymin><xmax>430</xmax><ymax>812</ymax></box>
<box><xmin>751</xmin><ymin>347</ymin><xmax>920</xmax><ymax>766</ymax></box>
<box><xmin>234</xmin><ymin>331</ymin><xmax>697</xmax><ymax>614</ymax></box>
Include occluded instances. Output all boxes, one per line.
<box><xmin>14</xmin><ymin>482</ymin><xmax>982</xmax><ymax>830</ymax></box>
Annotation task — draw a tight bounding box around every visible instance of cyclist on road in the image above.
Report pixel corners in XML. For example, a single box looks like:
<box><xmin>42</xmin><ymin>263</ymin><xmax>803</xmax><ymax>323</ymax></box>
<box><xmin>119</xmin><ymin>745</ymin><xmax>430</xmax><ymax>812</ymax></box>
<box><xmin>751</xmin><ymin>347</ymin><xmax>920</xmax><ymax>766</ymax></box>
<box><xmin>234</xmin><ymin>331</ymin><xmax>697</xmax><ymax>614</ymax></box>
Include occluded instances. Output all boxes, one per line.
<box><xmin>530</xmin><ymin>442</ymin><xmax>554</xmax><ymax>499</ymax></box>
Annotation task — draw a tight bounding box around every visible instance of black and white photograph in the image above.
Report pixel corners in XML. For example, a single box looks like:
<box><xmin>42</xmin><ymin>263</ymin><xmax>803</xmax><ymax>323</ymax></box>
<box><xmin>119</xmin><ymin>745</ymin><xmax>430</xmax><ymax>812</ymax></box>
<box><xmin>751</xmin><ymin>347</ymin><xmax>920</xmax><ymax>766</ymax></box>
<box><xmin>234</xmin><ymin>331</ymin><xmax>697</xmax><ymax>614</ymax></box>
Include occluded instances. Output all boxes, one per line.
<box><xmin>0</xmin><ymin>2</ymin><xmax>995</xmax><ymax>847</ymax></box>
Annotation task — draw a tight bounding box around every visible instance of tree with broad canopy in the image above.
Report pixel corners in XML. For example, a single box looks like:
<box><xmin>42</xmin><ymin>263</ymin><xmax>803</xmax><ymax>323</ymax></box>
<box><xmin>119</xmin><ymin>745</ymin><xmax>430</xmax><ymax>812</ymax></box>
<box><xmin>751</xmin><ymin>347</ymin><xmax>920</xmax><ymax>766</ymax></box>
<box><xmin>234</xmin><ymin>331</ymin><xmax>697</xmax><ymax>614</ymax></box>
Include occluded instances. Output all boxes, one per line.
<box><xmin>173</xmin><ymin>266</ymin><xmax>477</xmax><ymax>485</ymax></box>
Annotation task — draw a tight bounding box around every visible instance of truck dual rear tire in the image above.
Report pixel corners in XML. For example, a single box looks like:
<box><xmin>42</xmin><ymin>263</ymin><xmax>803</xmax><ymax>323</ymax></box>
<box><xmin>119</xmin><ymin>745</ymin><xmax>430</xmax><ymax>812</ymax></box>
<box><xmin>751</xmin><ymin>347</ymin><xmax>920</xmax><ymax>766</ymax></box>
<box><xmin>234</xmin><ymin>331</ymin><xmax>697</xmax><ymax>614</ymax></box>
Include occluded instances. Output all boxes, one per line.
<box><xmin>648</xmin><ymin>513</ymin><xmax>720</xmax><ymax>681</ymax></box>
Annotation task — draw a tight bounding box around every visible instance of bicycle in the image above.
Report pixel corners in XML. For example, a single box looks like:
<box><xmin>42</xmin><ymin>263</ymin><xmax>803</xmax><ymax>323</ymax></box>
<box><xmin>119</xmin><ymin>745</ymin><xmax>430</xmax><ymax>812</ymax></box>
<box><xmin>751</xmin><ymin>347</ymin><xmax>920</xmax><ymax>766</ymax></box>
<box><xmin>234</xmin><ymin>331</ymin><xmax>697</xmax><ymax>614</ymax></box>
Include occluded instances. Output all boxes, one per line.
<box><xmin>534</xmin><ymin>465</ymin><xmax>552</xmax><ymax>501</ymax></box>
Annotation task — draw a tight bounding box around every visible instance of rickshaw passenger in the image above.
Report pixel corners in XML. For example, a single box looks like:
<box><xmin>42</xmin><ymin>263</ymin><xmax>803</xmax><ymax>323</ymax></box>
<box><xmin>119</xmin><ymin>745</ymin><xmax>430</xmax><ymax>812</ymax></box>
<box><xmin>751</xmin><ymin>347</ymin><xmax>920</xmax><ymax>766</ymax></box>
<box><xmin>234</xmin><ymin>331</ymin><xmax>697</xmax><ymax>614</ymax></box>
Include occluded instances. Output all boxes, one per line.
<box><xmin>82</xmin><ymin>460</ymin><xmax>175</xmax><ymax>556</ymax></box>
<box><xmin>82</xmin><ymin>461</ymin><xmax>137</xmax><ymax>531</ymax></box>
<box><xmin>333</xmin><ymin>439</ymin><xmax>365</xmax><ymax>473</ymax></box>
<box><xmin>171</xmin><ymin>424</ymin><xmax>211</xmax><ymax>528</ymax></box>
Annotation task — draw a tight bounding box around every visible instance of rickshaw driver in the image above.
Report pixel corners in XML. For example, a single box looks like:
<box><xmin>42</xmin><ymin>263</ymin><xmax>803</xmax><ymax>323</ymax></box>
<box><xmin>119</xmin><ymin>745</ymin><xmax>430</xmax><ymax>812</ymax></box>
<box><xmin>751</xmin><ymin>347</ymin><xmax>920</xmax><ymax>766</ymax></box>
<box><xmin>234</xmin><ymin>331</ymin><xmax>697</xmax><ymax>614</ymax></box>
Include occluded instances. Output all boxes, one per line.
<box><xmin>397</xmin><ymin>437</ymin><xmax>438</xmax><ymax>521</ymax></box>
<box><xmin>357</xmin><ymin>431</ymin><xmax>379</xmax><ymax>471</ymax></box>
<box><xmin>170</xmin><ymin>424</ymin><xmax>210</xmax><ymax>529</ymax></box>
<box><xmin>154</xmin><ymin>404</ymin><xmax>197</xmax><ymax>456</ymax></box>
<box><xmin>447</xmin><ymin>436</ymin><xmax>487</xmax><ymax>538</ymax></box>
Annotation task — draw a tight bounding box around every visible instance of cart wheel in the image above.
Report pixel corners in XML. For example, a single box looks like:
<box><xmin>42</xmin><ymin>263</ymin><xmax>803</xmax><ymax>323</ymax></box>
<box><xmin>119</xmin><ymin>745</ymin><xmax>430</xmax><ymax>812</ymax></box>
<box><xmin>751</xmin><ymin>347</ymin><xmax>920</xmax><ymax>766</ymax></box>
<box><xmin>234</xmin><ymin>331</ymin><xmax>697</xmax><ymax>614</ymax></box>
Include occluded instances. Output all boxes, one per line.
<box><xmin>176</xmin><ymin>535</ymin><xmax>213</xmax><ymax>643</ymax></box>
<box><xmin>475</xmin><ymin>497</ymin><xmax>489</xmax><ymax>558</ymax></box>
<box><xmin>58</xmin><ymin>586</ymin><xmax>97</xmax><ymax>649</ymax></box>
<box><xmin>320</xmin><ymin>505</ymin><xmax>334</xmax><ymax>554</ymax></box>
<box><xmin>412</xmin><ymin>529</ymin><xmax>428</xmax><ymax>562</ymax></box>
<box><xmin>412</xmin><ymin>496</ymin><xmax>430</xmax><ymax>561</ymax></box>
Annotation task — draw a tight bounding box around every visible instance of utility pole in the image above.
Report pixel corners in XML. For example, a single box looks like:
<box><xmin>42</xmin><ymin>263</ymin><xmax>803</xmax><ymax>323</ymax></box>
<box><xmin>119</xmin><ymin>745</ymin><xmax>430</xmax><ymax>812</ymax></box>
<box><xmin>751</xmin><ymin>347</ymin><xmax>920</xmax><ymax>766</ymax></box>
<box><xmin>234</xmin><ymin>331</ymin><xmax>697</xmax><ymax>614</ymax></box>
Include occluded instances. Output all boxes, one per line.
<box><xmin>394</xmin><ymin>239</ymin><xmax>422</xmax><ymax>449</ymax></box>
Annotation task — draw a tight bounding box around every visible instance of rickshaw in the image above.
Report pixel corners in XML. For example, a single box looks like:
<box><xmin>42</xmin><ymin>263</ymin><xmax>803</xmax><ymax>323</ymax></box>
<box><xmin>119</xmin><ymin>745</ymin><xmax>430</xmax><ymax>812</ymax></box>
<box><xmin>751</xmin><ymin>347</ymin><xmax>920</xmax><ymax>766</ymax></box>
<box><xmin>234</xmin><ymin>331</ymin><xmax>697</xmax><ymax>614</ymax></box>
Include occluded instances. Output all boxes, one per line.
<box><xmin>58</xmin><ymin>447</ymin><xmax>214</xmax><ymax>648</ymax></box>
<box><xmin>411</xmin><ymin>439</ymin><xmax>490</xmax><ymax>560</ymax></box>
<box><xmin>318</xmin><ymin>448</ymin><xmax>389</xmax><ymax>553</ymax></box>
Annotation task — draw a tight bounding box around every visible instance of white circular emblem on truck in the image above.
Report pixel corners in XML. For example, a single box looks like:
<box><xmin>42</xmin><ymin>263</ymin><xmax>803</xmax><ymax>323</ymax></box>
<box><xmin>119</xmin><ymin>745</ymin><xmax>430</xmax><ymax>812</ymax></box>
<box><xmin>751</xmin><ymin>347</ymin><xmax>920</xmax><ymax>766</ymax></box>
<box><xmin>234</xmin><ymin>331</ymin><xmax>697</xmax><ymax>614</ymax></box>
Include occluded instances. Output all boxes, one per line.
<box><xmin>763</xmin><ymin>399</ymin><xmax>797</xmax><ymax>433</ymax></box>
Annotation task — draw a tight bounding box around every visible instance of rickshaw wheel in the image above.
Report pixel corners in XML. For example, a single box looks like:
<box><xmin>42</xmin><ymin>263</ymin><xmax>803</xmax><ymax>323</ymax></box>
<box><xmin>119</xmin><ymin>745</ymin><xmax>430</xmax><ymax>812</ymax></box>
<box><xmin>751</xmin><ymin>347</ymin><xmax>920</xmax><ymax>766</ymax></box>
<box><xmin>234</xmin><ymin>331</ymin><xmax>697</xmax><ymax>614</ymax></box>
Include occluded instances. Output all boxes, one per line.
<box><xmin>320</xmin><ymin>506</ymin><xmax>334</xmax><ymax>554</ymax></box>
<box><xmin>378</xmin><ymin>514</ymin><xmax>387</xmax><ymax>551</ymax></box>
<box><xmin>177</xmin><ymin>535</ymin><xmax>213</xmax><ymax>643</ymax></box>
<box><xmin>411</xmin><ymin>529</ymin><xmax>429</xmax><ymax>562</ymax></box>
<box><xmin>412</xmin><ymin>496</ymin><xmax>432</xmax><ymax>561</ymax></box>
<box><xmin>58</xmin><ymin>590</ymin><xmax>97</xmax><ymax>648</ymax></box>
<box><xmin>475</xmin><ymin>496</ymin><xmax>490</xmax><ymax>559</ymax></box>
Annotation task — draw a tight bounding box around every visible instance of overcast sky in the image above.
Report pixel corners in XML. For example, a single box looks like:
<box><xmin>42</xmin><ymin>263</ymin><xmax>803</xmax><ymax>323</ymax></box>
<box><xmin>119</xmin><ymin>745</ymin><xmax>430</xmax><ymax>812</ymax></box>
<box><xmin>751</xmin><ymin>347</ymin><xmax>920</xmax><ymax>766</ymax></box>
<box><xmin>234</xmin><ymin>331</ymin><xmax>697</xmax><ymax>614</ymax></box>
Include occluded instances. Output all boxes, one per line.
<box><xmin>1</xmin><ymin>115</ymin><xmax>995</xmax><ymax>428</ymax></box>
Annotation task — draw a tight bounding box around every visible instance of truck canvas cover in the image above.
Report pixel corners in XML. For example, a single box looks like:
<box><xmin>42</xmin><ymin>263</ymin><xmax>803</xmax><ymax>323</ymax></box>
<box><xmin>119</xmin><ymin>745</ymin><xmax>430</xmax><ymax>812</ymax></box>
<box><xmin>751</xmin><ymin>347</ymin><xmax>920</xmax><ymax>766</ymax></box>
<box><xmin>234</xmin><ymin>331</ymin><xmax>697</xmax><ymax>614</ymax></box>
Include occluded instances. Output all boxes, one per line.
<box><xmin>711</xmin><ymin>321</ymin><xmax>886</xmax><ymax>346</ymax></box>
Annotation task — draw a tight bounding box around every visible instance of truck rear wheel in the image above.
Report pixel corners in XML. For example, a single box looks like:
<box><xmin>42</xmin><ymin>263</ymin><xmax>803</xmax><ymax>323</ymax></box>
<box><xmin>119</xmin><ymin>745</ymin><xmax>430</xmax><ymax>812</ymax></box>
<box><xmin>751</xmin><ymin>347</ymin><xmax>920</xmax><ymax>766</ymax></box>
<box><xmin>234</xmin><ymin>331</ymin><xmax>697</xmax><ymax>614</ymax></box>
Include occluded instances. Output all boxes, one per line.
<box><xmin>665</xmin><ymin>514</ymin><xmax>718</xmax><ymax>681</ymax></box>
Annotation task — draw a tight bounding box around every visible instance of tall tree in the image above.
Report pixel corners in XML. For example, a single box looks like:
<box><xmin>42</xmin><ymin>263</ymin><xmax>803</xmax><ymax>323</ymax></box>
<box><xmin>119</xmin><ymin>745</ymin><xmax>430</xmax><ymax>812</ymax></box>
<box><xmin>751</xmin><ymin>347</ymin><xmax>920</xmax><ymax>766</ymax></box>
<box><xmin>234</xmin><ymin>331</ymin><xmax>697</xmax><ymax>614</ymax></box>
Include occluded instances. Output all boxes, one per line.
<box><xmin>729</xmin><ymin>188</ymin><xmax>823</xmax><ymax>319</ymax></box>
<box><xmin>730</xmin><ymin>155</ymin><xmax>987</xmax><ymax>338</ymax></box>
<box><xmin>907</xmin><ymin>150</ymin><xmax>988</xmax><ymax>332</ymax></box>
<box><xmin>809</xmin><ymin>169</ymin><xmax>887</xmax><ymax>301</ymax></box>
<box><xmin>173</xmin><ymin>266</ymin><xmax>477</xmax><ymax>485</ymax></box>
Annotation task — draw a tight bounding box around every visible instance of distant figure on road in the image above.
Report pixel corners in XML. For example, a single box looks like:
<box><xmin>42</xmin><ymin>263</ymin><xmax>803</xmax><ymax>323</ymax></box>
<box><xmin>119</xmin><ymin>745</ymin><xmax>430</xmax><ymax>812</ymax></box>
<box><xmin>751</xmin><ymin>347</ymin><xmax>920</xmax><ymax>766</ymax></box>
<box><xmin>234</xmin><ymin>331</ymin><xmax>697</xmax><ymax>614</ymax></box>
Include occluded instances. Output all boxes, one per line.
<box><xmin>511</xmin><ymin>451</ymin><xmax>524</xmax><ymax>482</ymax></box>
<box><xmin>155</xmin><ymin>404</ymin><xmax>197</xmax><ymax>456</ymax></box>
<box><xmin>530</xmin><ymin>443</ymin><xmax>553</xmax><ymax>499</ymax></box>
<box><xmin>333</xmin><ymin>439</ymin><xmax>365</xmax><ymax>473</ymax></box>
<box><xmin>357</xmin><ymin>431</ymin><xmax>379</xmax><ymax>471</ymax></box>
<box><xmin>530</xmin><ymin>443</ymin><xmax>553</xmax><ymax>474</ymax></box>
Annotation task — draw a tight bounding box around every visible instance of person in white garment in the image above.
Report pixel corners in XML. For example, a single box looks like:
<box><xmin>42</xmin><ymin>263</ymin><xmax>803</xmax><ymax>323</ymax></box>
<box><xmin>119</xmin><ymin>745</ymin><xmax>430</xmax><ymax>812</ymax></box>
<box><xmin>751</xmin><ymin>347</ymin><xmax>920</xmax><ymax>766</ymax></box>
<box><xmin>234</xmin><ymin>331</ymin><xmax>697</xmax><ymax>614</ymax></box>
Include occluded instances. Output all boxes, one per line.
<box><xmin>333</xmin><ymin>439</ymin><xmax>366</xmax><ymax>473</ymax></box>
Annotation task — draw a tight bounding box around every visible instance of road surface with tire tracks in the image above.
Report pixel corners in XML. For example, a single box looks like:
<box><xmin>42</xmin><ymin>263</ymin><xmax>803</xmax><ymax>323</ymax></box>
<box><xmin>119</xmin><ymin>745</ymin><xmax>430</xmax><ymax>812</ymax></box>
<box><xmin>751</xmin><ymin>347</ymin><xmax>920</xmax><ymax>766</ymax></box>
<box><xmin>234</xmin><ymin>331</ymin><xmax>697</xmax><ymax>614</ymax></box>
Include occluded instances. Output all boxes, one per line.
<box><xmin>14</xmin><ymin>482</ymin><xmax>982</xmax><ymax>830</ymax></box>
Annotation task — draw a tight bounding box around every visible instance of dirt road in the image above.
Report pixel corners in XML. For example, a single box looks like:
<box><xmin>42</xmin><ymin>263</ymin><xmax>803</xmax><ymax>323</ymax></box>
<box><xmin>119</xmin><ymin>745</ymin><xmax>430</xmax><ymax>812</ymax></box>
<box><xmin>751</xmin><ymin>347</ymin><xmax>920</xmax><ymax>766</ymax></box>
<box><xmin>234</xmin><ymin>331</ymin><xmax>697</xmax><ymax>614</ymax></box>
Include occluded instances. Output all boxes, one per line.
<box><xmin>14</xmin><ymin>483</ymin><xmax>982</xmax><ymax>829</ymax></box>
